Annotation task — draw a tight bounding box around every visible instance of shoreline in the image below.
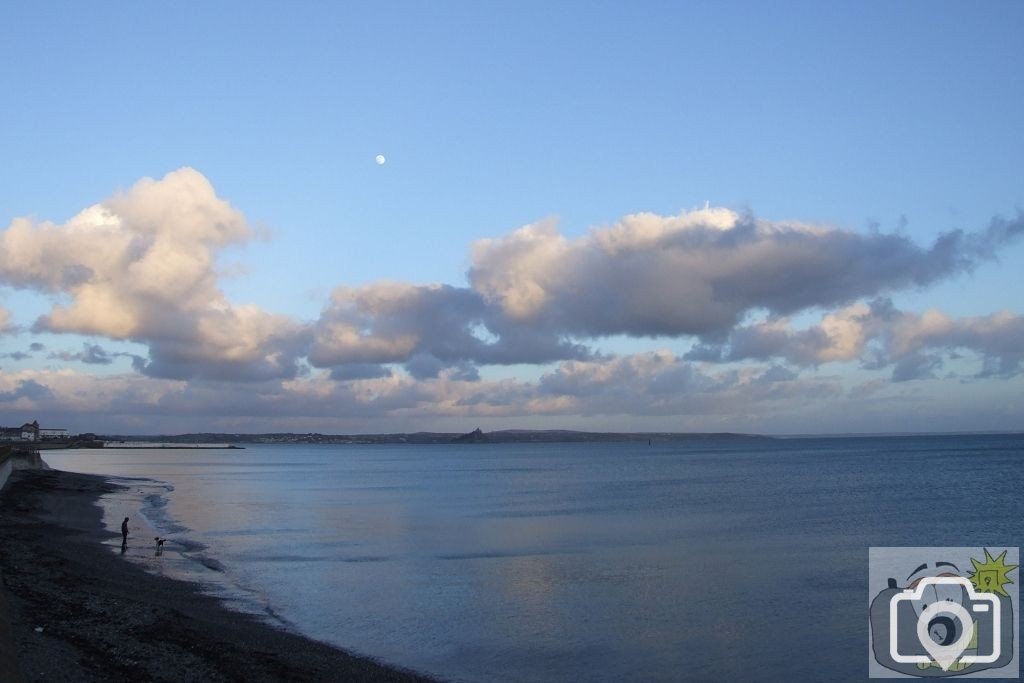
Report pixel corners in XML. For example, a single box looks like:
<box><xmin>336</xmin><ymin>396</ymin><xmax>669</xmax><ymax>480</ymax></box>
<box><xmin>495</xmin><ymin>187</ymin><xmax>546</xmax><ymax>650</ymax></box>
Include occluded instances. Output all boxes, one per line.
<box><xmin>0</xmin><ymin>468</ymin><xmax>436</xmax><ymax>682</ymax></box>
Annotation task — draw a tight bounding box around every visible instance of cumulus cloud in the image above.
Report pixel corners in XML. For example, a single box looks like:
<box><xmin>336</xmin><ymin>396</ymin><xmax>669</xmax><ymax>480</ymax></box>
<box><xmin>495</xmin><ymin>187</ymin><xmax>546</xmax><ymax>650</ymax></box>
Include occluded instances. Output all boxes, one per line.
<box><xmin>311</xmin><ymin>207</ymin><xmax>1023</xmax><ymax>371</ymax></box>
<box><xmin>468</xmin><ymin>208</ymin><xmax>1024</xmax><ymax>339</ymax></box>
<box><xmin>0</xmin><ymin>378</ymin><xmax>53</xmax><ymax>403</ymax></box>
<box><xmin>310</xmin><ymin>283</ymin><xmax>485</xmax><ymax>366</ymax></box>
<box><xmin>0</xmin><ymin>351</ymin><xmax>843</xmax><ymax>432</ymax></box>
<box><xmin>529</xmin><ymin>351</ymin><xmax>842</xmax><ymax>417</ymax></box>
<box><xmin>891</xmin><ymin>352</ymin><xmax>944</xmax><ymax>382</ymax></box>
<box><xmin>2</xmin><ymin>168</ymin><xmax>1021</xmax><ymax>405</ymax></box>
<box><xmin>5</xmin><ymin>331</ymin><xmax>1020</xmax><ymax>433</ymax></box>
<box><xmin>312</xmin><ymin>206</ymin><xmax>1023</xmax><ymax>371</ymax></box>
<box><xmin>881</xmin><ymin>306</ymin><xmax>1024</xmax><ymax>378</ymax></box>
<box><xmin>0</xmin><ymin>169</ymin><xmax>309</xmax><ymax>380</ymax></box>
<box><xmin>687</xmin><ymin>299</ymin><xmax>1024</xmax><ymax>379</ymax></box>
<box><xmin>685</xmin><ymin>303</ymin><xmax>875</xmax><ymax>365</ymax></box>
<box><xmin>309</xmin><ymin>281</ymin><xmax>591</xmax><ymax>373</ymax></box>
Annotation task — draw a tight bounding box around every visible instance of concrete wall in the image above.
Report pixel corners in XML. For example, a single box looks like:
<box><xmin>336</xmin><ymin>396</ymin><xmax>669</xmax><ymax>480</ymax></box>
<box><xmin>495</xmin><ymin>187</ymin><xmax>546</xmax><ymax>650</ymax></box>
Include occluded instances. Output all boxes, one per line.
<box><xmin>0</xmin><ymin>457</ymin><xmax>11</xmax><ymax>492</ymax></box>
<box><xmin>0</xmin><ymin>448</ymin><xmax>38</xmax><ymax>682</ymax></box>
<box><xmin>0</xmin><ymin>449</ymin><xmax>45</xmax><ymax>492</ymax></box>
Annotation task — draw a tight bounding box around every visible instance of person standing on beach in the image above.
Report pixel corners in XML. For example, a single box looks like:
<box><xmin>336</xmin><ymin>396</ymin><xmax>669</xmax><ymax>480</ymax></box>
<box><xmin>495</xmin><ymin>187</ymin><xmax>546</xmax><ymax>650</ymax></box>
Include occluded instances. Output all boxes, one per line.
<box><xmin>121</xmin><ymin>517</ymin><xmax>129</xmax><ymax>546</ymax></box>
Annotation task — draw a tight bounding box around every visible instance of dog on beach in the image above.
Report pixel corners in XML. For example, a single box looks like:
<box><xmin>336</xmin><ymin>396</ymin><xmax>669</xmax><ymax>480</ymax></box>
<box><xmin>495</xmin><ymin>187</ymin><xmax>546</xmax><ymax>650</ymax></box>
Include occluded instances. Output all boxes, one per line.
<box><xmin>154</xmin><ymin>537</ymin><xmax>167</xmax><ymax>555</ymax></box>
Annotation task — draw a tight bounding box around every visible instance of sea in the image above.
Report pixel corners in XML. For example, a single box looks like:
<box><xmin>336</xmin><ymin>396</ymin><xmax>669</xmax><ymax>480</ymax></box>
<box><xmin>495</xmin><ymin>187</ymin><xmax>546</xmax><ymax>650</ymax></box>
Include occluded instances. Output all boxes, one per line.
<box><xmin>43</xmin><ymin>434</ymin><xmax>1023</xmax><ymax>682</ymax></box>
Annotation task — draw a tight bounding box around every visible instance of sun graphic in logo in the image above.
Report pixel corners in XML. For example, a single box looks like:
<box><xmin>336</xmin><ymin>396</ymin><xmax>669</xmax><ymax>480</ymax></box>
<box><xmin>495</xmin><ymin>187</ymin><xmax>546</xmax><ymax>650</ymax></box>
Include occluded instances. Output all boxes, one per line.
<box><xmin>967</xmin><ymin>548</ymin><xmax>1019</xmax><ymax>597</ymax></box>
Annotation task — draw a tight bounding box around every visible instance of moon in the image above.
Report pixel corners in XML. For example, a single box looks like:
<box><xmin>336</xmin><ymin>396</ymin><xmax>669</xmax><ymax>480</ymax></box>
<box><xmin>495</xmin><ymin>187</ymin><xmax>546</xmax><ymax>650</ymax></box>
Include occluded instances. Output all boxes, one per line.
<box><xmin>375</xmin><ymin>154</ymin><xmax>386</xmax><ymax>165</ymax></box>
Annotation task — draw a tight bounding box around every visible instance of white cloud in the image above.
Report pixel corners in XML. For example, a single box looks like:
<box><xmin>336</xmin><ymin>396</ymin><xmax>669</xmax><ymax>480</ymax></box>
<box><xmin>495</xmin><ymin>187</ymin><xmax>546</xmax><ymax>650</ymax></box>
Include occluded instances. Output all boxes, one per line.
<box><xmin>0</xmin><ymin>168</ymin><xmax>309</xmax><ymax>380</ymax></box>
<box><xmin>309</xmin><ymin>280</ymin><xmax>591</xmax><ymax>375</ymax></box>
<box><xmin>468</xmin><ymin>207</ymin><xmax>1024</xmax><ymax>339</ymax></box>
<box><xmin>312</xmin><ymin>207</ymin><xmax>1023</xmax><ymax>372</ymax></box>
<box><xmin>687</xmin><ymin>300</ymin><xmax>1024</xmax><ymax>379</ymax></box>
<box><xmin>1</xmin><ymin>168</ymin><xmax>1022</xmax><ymax>431</ymax></box>
<box><xmin>0</xmin><ymin>352</ymin><xmax>841</xmax><ymax>431</ymax></box>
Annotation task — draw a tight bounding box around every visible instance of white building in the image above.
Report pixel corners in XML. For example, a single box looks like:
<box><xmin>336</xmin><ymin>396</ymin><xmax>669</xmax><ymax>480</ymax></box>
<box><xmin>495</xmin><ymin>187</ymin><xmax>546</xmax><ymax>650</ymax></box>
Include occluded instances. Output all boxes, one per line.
<box><xmin>0</xmin><ymin>421</ymin><xmax>68</xmax><ymax>441</ymax></box>
<box><xmin>21</xmin><ymin>421</ymin><xmax>39</xmax><ymax>441</ymax></box>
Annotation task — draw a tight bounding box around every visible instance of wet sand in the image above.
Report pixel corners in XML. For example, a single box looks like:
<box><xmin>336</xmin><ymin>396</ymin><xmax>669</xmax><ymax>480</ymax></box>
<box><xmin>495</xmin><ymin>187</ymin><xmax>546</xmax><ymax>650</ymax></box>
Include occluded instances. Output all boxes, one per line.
<box><xmin>0</xmin><ymin>469</ymin><xmax>436</xmax><ymax>682</ymax></box>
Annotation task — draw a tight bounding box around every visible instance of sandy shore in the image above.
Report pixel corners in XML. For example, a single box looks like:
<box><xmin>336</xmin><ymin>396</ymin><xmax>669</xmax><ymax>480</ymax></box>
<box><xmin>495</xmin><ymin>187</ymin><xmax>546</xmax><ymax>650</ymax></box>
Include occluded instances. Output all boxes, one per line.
<box><xmin>0</xmin><ymin>469</ymin><xmax>436</xmax><ymax>682</ymax></box>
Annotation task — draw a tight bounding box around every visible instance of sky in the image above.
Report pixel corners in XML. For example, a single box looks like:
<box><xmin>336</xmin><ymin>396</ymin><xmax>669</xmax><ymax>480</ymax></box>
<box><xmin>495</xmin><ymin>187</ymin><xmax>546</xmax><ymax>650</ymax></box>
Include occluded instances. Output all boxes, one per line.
<box><xmin>1</xmin><ymin>2</ymin><xmax>1022</xmax><ymax>435</ymax></box>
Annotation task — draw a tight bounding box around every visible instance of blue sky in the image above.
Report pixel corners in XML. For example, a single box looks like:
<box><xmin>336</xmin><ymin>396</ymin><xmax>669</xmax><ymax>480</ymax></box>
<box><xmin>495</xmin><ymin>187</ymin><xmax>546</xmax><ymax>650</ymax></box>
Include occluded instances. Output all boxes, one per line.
<box><xmin>1</xmin><ymin>2</ymin><xmax>1022</xmax><ymax>434</ymax></box>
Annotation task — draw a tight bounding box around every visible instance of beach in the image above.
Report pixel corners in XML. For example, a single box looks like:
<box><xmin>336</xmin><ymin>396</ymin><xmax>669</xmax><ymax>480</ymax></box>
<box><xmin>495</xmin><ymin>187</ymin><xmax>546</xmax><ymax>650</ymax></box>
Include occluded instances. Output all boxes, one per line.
<box><xmin>0</xmin><ymin>468</ymin><xmax>434</xmax><ymax>683</ymax></box>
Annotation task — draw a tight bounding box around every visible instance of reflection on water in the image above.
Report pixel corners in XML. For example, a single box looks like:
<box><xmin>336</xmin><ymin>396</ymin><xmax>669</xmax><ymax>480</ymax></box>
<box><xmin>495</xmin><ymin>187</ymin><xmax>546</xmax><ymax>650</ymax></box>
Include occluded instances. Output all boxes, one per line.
<box><xmin>46</xmin><ymin>435</ymin><xmax>1024</xmax><ymax>682</ymax></box>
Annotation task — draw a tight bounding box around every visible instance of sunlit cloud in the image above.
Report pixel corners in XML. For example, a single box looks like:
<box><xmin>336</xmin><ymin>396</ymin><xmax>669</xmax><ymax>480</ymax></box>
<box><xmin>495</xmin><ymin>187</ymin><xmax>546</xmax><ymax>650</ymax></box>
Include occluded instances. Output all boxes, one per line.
<box><xmin>468</xmin><ymin>208</ymin><xmax>1023</xmax><ymax>337</ymax></box>
<box><xmin>0</xmin><ymin>168</ymin><xmax>310</xmax><ymax>381</ymax></box>
<box><xmin>1</xmin><ymin>168</ymin><xmax>1022</xmax><ymax>430</ymax></box>
<box><xmin>685</xmin><ymin>299</ymin><xmax>1024</xmax><ymax>380</ymax></box>
<box><xmin>0</xmin><ymin>354</ymin><xmax>841</xmax><ymax>429</ymax></box>
<box><xmin>0</xmin><ymin>306</ymin><xmax>14</xmax><ymax>335</ymax></box>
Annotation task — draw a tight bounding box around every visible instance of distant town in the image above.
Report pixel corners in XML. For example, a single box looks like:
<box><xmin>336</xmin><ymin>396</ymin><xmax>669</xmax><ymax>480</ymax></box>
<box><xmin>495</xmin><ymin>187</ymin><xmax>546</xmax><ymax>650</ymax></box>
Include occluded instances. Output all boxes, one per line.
<box><xmin>0</xmin><ymin>420</ymin><xmax>69</xmax><ymax>443</ymax></box>
<box><xmin>0</xmin><ymin>420</ymin><xmax>106</xmax><ymax>449</ymax></box>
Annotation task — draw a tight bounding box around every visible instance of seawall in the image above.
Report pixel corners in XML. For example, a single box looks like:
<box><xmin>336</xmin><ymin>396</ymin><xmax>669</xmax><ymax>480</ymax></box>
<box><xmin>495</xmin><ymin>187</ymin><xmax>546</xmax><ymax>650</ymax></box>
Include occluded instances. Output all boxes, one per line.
<box><xmin>0</xmin><ymin>447</ymin><xmax>46</xmax><ymax>492</ymax></box>
<box><xmin>0</xmin><ymin>447</ymin><xmax>46</xmax><ymax>683</ymax></box>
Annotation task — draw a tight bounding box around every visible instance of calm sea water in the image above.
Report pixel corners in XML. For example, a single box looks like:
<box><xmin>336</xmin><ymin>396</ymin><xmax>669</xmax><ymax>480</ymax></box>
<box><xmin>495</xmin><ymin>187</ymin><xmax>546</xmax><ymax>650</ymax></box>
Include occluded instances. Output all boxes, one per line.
<box><xmin>44</xmin><ymin>434</ymin><xmax>1023</xmax><ymax>682</ymax></box>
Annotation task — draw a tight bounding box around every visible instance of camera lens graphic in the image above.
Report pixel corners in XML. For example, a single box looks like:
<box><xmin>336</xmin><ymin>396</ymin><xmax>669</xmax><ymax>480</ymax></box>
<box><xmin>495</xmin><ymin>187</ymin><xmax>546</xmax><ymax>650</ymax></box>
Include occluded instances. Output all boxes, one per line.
<box><xmin>927</xmin><ymin>615</ymin><xmax>959</xmax><ymax>646</ymax></box>
<box><xmin>916</xmin><ymin>601</ymin><xmax>975</xmax><ymax>669</ymax></box>
<box><xmin>875</xmin><ymin>557</ymin><xmax>1013</xmax><ymax>675</ymax></box>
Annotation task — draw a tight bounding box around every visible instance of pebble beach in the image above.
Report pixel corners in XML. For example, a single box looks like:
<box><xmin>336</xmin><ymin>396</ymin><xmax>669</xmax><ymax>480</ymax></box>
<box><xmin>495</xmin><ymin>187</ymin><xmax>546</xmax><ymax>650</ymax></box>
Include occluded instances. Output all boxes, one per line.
<box><xmin>0</xmin><ymin>468</ymin><xmax>434</xmax><ymax>683</ymax></box>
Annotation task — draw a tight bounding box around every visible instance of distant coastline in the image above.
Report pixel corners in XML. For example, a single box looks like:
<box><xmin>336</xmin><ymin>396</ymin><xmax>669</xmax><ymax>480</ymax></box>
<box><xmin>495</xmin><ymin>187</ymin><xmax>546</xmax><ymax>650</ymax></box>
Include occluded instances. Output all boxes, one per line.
<box><xmin>102</xmin><ymin>442</ymin><xmax>244</xmax><ymax>450</ymax></box>
<box><xmin>15</xmin><ymin>428</ymin><xmax>1021</xmax><ymax>450</ymax></box>
<box><xmin>93</xmin><ymin>428</ymin><xmax>773</xmax><ymax>446</ymax></box>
